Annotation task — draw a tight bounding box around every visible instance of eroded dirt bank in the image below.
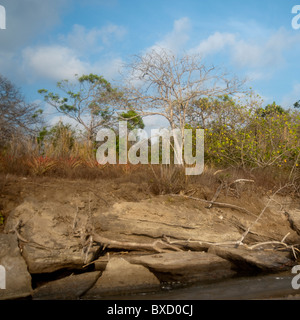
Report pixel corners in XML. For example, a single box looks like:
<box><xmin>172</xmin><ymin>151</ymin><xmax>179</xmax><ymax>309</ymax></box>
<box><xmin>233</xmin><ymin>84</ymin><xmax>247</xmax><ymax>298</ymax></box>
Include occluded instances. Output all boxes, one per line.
<box><xmin>0</xmin><ymin>174</ymin><xmax>299</xmax><ymax>300</ymax></box>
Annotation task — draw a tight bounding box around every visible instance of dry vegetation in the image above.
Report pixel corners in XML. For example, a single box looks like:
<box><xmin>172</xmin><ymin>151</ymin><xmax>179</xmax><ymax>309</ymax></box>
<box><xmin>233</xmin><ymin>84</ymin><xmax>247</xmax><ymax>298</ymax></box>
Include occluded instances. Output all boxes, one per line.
<box><xmin>0</xmin><ymin>135</ymin><xmax>299</xmax><ymax>197</ymax></box>
<box><xmin>1</xmin><ymin>50</ymin><xmax>300</xmax><ymax>229</ymax></box>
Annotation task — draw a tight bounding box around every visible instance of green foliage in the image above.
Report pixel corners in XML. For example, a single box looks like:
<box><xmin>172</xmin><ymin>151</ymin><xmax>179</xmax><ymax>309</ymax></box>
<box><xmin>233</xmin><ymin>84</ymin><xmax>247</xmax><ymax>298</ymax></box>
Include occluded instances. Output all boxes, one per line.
<box><xmin>38</xmin><ymin>74</ymin><xmax>122</xmax><ymax>143</ymax></box>
<box><xmin>37</xmin><ymin>126</ymin><xmax>49</xmax><ymax>144</ymax></box>
<box><xmin>0</xmin><ymin>211</ymin><xmax>4</xmax><ymax>225</ymax></box>
<box><xmin>119</xmin><ymin>109</ymin><xmax>145</xmax><ymax>130</ymax></box>
<box><xmin>189</xmin><ymin>94</ymin><xmax>300</xmax><ymax>169</ymax></box>
<box><xmin>32</xmin><ymin>108</ymin><xmax>43</xmax><ymax>119</ymax></box>
<box><xmin>256</xmin><ymin>102</ymin><xmax>286</xmax><ymax>117</ymax></box>
<box><xmin>37</xmin><ymin>121</ymin><xmax>76</xmax><ymax>157</ymax></box>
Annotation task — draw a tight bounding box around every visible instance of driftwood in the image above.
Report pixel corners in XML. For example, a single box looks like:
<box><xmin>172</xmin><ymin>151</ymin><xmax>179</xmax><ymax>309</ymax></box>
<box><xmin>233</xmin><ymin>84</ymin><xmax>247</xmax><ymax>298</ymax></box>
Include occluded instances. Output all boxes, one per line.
<box><xmin>92</xmin><ymin>234</ymin><xmax>183</xmax><ymax>253</ymax></box>
<box><xmin>245</xmin><ymin>232</ymin><xmax>300</xmax><ymax>259</ymax></box>
<box><xmin>164</xmin><ymin>235</ymin><xmax>300</xmax><ymax>259</ymax></box>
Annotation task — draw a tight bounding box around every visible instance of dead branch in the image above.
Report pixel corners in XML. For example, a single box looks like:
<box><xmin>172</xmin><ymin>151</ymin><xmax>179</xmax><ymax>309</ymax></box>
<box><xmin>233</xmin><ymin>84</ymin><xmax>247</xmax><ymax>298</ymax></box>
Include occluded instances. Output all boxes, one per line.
<box><xmin>72</xmin><ymin>206</ymin><xmax>79</xmax><ymax>231</ymax></box>
<box><xmin>84</xmin><ymin>235</ymin><xmax>94</xmax><ymax>264</ymax></box>
<box><xmin>92</xmin><ymin>234</ymin><xmax>182</xmax><ymax>253</ymax></box>
<box><xmin>226</xmin><ymin>179</ymin><xmax>255</xmax><ymax>198</ymax></box>
<box><xmin>162</xmin><ymin>236</ymin><xmax>242</xmax><ymax>248</ymax></box>
<box><xmin>247</xmin><ymin>241</ymin><xmax>292</xmax><ymax>250</ymax></box>
<box><xmin>235</xmin><ymin>184</ymin><xmax>291</xmax><ymax>248</ymax></box>
<box><xmin>207</xmin><ymin>182</ymin><xmax>223</xmax><ymax>209</ymax></box>
<box><xmin>228</xmin><ymin>179</ymin><xmax>255</xmax><ymax>188</ymax></box>
<box><xmin>165</xmin><ymin>235</ymin><xmax>300</xmax><ymax>259</ymax></box>
<box><xmin>246</xmin><ymin>241</ymin><xmax>300</xmax><ymax>259</ymax></box>
<box><xmin>7</xmin><ymin>220</ymin><xmax>64</xmax><ymax>251</ymax></box>
<box><xmin>170</xmin><ymin>193</ymin><xmax>257</xmax><ymax>217</ymax></box>
<box><xmin>281</xmin><ymin>232</ymin><xmax>291</xmax><ymax>243</ymax></box>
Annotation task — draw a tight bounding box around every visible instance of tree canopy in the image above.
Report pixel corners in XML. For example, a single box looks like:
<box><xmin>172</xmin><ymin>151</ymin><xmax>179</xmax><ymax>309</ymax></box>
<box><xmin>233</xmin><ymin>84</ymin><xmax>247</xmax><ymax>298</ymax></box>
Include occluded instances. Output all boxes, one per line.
<box><xmin>38</xmin><ymin>74</ymin><xmax>122</xmax><ymax>144</ymax></box>
<box><xmin>123</xmin><ymin>48</ymin><xmax>246</xmax><ymax>136</ymax></box>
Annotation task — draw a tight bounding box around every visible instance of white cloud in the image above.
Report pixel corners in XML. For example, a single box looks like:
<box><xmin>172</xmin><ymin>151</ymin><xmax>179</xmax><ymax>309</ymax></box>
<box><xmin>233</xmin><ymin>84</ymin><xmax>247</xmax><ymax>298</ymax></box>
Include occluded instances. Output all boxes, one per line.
<box><xmin>143</xmin><ymin>115</ymin><xmax>170</xmax><ymax>128</ymax></box>
<box><xmin>22</xmin><ymin>45</ymin><xmax>88</xmax><ymax>81</ymax></box>
<box><xmin>0</xmin><ymin>0</ymin><xmax>70</xmax><ymax>82</ymax></box>
<box><xmin>127</xmin><ymin>17</ymin><xmax>192</xmax><ymax>88</ymax></box>
<box><xmin>231</xmin><ymin>28</ymin><xmax>296</xmax><ymax>69</ymax></box>
<box><xmin>190</xmin><ymin>27</ymin><xmax>300</xmax><ymax>79</ymax></box>
<box><xmin>60</xmin><ymin>23</ymin><xmax>127</xmax><ymax>54</ymax></box>
<box><xmin>0</xmin><ymin>0</ymin><xmax>68</xmax><ymax>52</ymax></box>
<box><xmin>148</xmin><ymin>17</ymin><xmax>191</xmax><ymax>54</ymax></box>
<box><xmin>142</xmin><ymin>115</ymin><xmax>171</xmax><ymax>136</ymax></box>
<box><xmin>21</xmin><ymin>22</ymin><xmax>127</xmax><ymax>82</ymax></box>
<box><xmin>98</xmin><ymin>23</ymin><xmax>127</xmax><ymax>45</ymax></box>
<box><xmin>49</xmin><ymin>115</ymin><xmax>80</xmax><ymax>128</ymax></box>
<box><xmin>189</xmin><ymin>32</ymin><xmax>236</xmax><ymax>57</ymax></box>
<box><xmin>22</xmin><ymin>45</ymin><xmax>125</xmax><ymax>82</ymax></box>
<box><xmin>94</xmin><ymin>57</ymin><xmax>124</xmax><ymax>80</ymax></box>
<box><xmin>245</xmin><ymin>71</ymin><xmax>270</xmax><ymax>82</ymax></box>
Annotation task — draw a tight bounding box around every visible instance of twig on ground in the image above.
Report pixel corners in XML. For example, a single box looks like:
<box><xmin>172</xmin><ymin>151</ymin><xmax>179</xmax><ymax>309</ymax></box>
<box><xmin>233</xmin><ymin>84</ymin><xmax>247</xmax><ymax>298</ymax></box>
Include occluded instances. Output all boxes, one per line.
<box><xmin>162</xmin><ymin>236</ymin><xmax>242</xmax><ymax>248</ymax></box>
<box><xmin>207</xmin><ymin>182</ymin><xmax>223</xmax><ymax>209</ymax></box>
<box><xmin>228</xmin><ymin>179</ymin><xmax>255</xmax><ymax>187</ymax></box>
<box><xmin>92</xmin><ymin>234</ymin><xmax>183</xmax><ymax>253</ymax></box>
<box><xmin>72</xmin><ymin>206</ymin><xmax>79</xmax><ymax>231</ymax></box>
<box><xmin>281</xmin><ymin>232</ymin><xmax>291</xmax><ymax>243</ymax></box>
<box><xmin>169</xmin><ymin>193</ymin><xmax>257</xmax><ymax>217</ymax></box>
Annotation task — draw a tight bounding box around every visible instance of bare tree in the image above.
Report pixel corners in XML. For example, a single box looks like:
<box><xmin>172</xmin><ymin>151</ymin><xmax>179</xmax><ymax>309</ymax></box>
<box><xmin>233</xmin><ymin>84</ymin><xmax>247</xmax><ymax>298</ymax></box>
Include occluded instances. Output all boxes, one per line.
<box><xmin>0</xmin><ymin>74</ymin><xmax>43</xmax><ymax>146</ymax></box>
<box><xmin>123</xmin><ymin>49</ymin><xmax>246</xmax><ymax>136</ymax></box>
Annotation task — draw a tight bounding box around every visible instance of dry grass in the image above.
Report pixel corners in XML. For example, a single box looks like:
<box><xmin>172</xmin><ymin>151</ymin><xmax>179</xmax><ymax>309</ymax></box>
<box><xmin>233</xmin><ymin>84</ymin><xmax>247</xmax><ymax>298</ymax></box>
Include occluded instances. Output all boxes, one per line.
<box><xmin>0</xmin><ymin>136</ymin><xmax>299</xmax><ymax>197</ymax></box>
<box><xmin>148</xmin><ymin>165</ymin><xmax>187</xmax><ymax>195</ymax></box>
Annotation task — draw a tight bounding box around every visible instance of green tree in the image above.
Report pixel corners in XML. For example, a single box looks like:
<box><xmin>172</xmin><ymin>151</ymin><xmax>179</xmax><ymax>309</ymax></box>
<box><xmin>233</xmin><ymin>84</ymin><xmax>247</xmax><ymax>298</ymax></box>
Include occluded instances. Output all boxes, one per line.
<box><xmin>38</xmin><ymin>74</ymin><xmax>122</xmax><ymax>148</ymax></box>
<box><xmin>256</xmin><ymin>102</ymin><xmax>286</xmax><ymax>117</ymax></box>
<box><xmin>186</xmin><ymin>92</ymin><xmax>300</xmax><ymax>169</ymax></box>
<box><xmin>37</xmin><ymin>121</ymin><xmax>76</xmax><ymax>157</ymax></box>
<box><xmin>119</xmin><ymin>109</ymin><xmax>145</xmax><ymax>131</ymax></box>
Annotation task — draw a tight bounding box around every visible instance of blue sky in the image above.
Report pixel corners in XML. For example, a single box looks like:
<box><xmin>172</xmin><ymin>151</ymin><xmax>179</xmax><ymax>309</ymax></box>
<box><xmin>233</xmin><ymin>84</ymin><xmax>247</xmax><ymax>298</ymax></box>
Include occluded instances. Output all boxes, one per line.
<box><xmin>1</xmin><ymin>0</ymin><xmax>300</xmax><ymax>128</ymax></box>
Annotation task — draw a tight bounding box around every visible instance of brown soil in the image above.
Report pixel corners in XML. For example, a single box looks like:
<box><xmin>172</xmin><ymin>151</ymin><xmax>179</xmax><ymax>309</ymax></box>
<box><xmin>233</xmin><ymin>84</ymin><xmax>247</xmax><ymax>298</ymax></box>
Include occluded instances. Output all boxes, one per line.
<box><xmin>0</xmin><ymin>172</ymin><xmax>298</xmax><ymax>246</ymax></box>
<box><xmin>0</xmin><ymin>173</ymin><xmax>151</xmax><ymax>233</ymax></box>
<box><xmin>1</xmin><ymin>172</ymin><xmax>300</xmax><ymax>300</ymax></box>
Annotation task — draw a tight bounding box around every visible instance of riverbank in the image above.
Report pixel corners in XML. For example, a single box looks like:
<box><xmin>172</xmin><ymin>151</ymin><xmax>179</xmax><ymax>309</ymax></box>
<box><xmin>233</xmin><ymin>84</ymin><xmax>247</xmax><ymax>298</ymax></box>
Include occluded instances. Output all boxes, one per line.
<box><xmin>0</xmin><ymin>173</ymin><xmax>300</xmax><ymax>300</ymax></box>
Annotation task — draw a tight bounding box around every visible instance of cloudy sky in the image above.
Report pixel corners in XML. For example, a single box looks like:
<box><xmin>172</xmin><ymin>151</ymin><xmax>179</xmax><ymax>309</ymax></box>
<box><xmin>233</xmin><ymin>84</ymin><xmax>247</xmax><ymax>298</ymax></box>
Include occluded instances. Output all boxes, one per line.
<box><xmin>1</xmin><ymin>0</ymin><xmax>300</xmax><ymax>128</ymax></box>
